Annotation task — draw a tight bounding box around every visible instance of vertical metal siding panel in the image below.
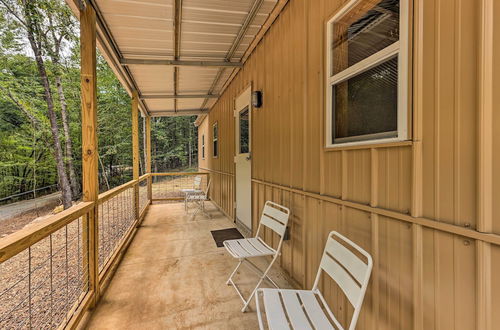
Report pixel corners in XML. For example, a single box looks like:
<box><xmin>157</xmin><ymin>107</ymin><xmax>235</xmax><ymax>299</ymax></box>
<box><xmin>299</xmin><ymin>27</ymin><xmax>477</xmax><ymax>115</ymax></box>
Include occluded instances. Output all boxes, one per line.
<box><xmin>251</xmin><ymin>182</ymin><xmax>258</xmax><ymax>235</ymax></box>
<box><xmin>345</xmin><ymin>150</ymin><xmax>371</xmax><ymax>204</ymax></box>
<box><xmin>435</xmin><ymin>0</ymin><xmax>456</xmax><ymax>224</ymax></box>
<box><xmin>378</xmin><ymin>216</ymin><xmax>413</xmax><ymax>329</ymax></box>
<box><xmin>421</xmin><ymin>0</ymin><xmax>437</xmax><ymax>220</ymax></box>
<box><xmin>305</xmin><ymin>196</ymin><xmax>320</xmax><ymax>288</ymax></box>
<box><xmin>272</xmin><ymin>188</ymin><xmax>282</xmax><ymax>249</ymax></box>
<box><xmin>281</xmin><ymin>189</ymin><xmax>292</xmax><ymax>274</ymax></box>
<box><xmin>492</xmin><ymin>1</ymin><xmax>500</xmax><ymax>235</ymax></box>
<box><xmin>422</xmin><ymin>228</ymin><xmax>437</xmax><ymax>328</ymax></box>
<box><xmin>455</xmin><ymin>0</ymin><xmax>478</xmax><ymax>230</ymax></box>
<box><xmin>491</xmin><ymin>246</ymin><xmax>500</xmax><ymax>326</ymax></box>
<box><xmin>320</xmin><ymin>201</ymin><xmax>342</xmax><ymax>314</ymax></box>
<box><xmin>258</xmin><ymin>183</ymin><xmax>265</xmax><ymax>239</ymax></box>
<box><xmin>264</xmin><ymin>185</ymin><xmax>273</xmax><ymax>244</ymax></box>
<box><xmin>304</xmin><ymin>0</ymin><xmax>321</xmax><ymax>194</ymax></box>
<box><xmin>275</xmin><ymin>19</ymin><xmax>284</xmax><ymax>185</ymax></box>
<box><xmin>282</xmin><ymin>10</ymin><xmax>292</xmax><ymax>187</ymax></box>
<box><xmin>453</xmin><ymin>236</ymin><xmax>477</xmax><ymax>329</ymax></box>
<box><xmin>343</xmin><ymin>208</ymin><xmax>372</xmax><ymax>328</ymax></box>
<box><xmin>291</xmin><ymin>0</ymin><xmax>305</xmax><ymax>189</ymax></box>
<box><xmin>324</xmin><ymin>152</ymin><xmax>343</xmax><ymax>198</ymax></box>
<box><xmin>264</xmin><ymin>33</ymin><xmax>272</xmax><ymax>184</ymax></box>
<box><xmin>292</xmin><ymin>192</ymin><xmax>306</xmax><ymax>287</ymax></box>
<box><xmin>378</xmin><ymin>147</ymin><xmax>412</xmax><ymax>213</ymax></box>
<box><xmin>254</xmin><ymin>43</ymin><xmax>262</xmax><ymax>181</ymax></box>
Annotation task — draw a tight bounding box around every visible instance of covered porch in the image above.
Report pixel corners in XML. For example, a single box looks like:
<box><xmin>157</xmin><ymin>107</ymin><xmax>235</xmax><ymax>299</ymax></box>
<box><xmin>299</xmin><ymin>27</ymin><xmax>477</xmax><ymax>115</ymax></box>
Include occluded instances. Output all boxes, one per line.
<box><xmin>83</xmin><ymin>202</ymin><xmax>292</xmax><ymax>329</ymax></box>
<box><xmin>1</xmin><ymin>0</ymin><xmax>500</xmax><ymax>329</ymax></box>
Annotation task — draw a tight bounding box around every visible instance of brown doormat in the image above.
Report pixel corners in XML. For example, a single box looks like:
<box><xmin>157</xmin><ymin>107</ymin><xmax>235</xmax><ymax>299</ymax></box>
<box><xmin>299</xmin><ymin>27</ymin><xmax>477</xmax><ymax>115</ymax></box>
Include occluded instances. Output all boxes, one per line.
<box><xmin>211</xmin><ymin>228</ymin><xmax>244</xmax><ymax>247</ymax></box>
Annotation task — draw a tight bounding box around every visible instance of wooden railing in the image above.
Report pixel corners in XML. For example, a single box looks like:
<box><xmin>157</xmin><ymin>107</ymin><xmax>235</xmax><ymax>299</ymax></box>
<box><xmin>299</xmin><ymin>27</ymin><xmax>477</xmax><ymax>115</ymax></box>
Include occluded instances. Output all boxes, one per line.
<box><xmin>0</xmin><ymin>176</ymin><xmax>151</xmax><ymax>329</ymax></box>
<box><xmin>0</xmin><ymin>171</ymin><xmax>210</xmax><ymax>329</ymax></box>
<box><xmin>151</xmin><ymin>172</ymin><xmax>209</xmax><ymax>202</ymax></box>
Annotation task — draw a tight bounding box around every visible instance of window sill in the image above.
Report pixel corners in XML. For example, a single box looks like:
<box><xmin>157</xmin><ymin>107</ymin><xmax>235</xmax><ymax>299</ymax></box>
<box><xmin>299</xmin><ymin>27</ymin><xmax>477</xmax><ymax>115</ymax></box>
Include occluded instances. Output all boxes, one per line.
<box><xmin>324</xmin><ymin>139</ymin><xmax>413</xmax><ymax>152</ymax></box>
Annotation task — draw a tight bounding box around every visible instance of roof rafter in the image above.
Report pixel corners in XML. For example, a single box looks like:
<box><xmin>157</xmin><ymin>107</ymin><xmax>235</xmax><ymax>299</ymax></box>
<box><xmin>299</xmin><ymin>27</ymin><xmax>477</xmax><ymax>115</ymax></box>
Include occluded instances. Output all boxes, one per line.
<box><xmin>200</xmin><ymin>0</ymin><xmax>265</xmax><ymax>111</ymax></box>
<box><xmin>151</xmin><ymin>109</ymin><xmax>209</xmax><ymax>117</ymax></box>
<box><xmin>141</xmin><ymin>94</ymin><xmax>219</xmax><ymax>99</ymax></box>
<box><xmin>173</xmin><ymin>0</ymin><xmax>183</xmax><ymax>113</ymax></box>
<box><xmin>120</xmin><ymin>58</ymin><xmax>243</xmax><ymax>67</ymax></box>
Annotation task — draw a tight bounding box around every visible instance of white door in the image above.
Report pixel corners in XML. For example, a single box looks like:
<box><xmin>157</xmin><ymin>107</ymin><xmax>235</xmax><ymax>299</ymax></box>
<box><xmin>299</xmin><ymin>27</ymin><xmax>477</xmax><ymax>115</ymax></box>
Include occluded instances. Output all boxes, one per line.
<box><xmin>234</xmin><ymin>87</ymin><xmax>252</xmax><ymax>231</ymax></box>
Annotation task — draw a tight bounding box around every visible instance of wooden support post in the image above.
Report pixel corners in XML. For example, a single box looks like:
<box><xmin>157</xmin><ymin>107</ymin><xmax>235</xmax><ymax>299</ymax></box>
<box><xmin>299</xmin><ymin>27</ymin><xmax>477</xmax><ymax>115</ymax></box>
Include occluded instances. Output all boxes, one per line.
<box><xmin>132</xmin><ymin>91</ymin><xmax>140</xmax><ymax>222</ymax></box>
<box><xmin>80</xmin><ymin>3</ymin><xmax>99</xmax><ymax>304</ymax></box>
<box><xmin>145</xmin><ymin>115</ymin><xmax>152</xmax><ymax>203</ymax></box>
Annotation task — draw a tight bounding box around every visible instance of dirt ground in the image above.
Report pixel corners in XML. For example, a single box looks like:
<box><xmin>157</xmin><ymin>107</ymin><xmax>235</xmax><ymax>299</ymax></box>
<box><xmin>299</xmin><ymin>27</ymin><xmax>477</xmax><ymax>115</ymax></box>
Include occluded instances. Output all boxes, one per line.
<box><xmin>0</xmin><ymin>177</ymin><xmax>202</xmax><ymax>329</ymax></box>
<box><xmin>0</xmin><ymin>200</ymin><xmax>61</xmax><ymax>238</ymax></box>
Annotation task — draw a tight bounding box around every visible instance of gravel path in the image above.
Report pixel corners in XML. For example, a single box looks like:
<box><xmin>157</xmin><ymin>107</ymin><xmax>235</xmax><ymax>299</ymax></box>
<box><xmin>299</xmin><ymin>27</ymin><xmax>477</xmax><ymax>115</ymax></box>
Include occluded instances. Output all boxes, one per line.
<box><xmin>0</xmin><ymin>192</ymin><xmax>61</xmax><ymax>222</ymax></box>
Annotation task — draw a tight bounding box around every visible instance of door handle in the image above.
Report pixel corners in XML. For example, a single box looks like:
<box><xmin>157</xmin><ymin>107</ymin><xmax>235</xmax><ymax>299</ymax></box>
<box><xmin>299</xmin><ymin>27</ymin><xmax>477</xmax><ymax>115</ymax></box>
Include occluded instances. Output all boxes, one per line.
<box><xmin>246</xmin><ymin>152</ymin><xmax>252</xmax><ymax>161</ymax></box>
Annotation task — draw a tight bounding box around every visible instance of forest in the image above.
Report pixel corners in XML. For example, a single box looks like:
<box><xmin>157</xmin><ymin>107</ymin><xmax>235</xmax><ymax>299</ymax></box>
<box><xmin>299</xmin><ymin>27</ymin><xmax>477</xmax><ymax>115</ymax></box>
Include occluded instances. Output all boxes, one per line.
<box><xmin>0</xmin><ymin>0</ymin><xmax>198</xmax><ymax>209</ymax></box>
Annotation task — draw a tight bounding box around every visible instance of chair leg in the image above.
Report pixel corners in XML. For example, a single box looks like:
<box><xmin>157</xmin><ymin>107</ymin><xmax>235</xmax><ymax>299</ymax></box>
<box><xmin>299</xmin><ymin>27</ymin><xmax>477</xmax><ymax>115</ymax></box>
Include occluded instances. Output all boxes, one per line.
<box><xmin>241</xmin><ymin>255</ymin><xmax>279</xmax><ymax>312</ymax></box>
<box><xmin>226</xmin><ymin>259</ymin><xmax>243</xmax><ymax>285</ymax></box>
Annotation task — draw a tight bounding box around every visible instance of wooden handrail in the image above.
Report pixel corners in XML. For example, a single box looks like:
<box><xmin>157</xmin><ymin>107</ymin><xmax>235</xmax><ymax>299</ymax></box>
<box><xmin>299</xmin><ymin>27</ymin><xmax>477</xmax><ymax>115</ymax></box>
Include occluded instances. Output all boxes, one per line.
<box><xmin>139</xmin><ymin>173</ymin><xmax>150</xmax><ymax>181</ymax></box>
<box><xmin>97</xmin><ymin>180</ymin><xmax>137</xmax><ymax>204</ymax></box>
<box><xmin>0</xmin><ymin>201</ymin><xmax>94</xmax><ymax>263</ymax></box>
<box><xmin>151</xmin><ymin>172</ymin><xmax>209</xmax><ymax>176</ymax></box>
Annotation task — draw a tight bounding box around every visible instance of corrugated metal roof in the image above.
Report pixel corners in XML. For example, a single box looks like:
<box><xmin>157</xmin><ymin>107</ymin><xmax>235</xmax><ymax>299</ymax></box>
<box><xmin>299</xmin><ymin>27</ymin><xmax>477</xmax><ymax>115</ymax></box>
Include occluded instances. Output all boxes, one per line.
<box><xmin>93</xmin><ymin>0</ymin><xmax>279</xmax><ymax>116</ymax></box>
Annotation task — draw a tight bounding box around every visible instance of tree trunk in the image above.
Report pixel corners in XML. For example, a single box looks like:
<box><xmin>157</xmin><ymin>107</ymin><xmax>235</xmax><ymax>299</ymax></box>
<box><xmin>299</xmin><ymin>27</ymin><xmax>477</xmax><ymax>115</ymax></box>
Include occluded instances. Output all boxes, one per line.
<box><xmin>188</xmin><ymin>124</ymin><xmax>192</xmax><ymax>168</ymax></box>
<box><xmin>142</xmin><ymin>117</ymin><xmax>147</xmax><ymax>174</ymax></box>
<box><xmin>23</xmin><ymin>1</ymin><xmax>73</xmax><ymax>209</ymax></box>
<box><xmin>55</xmin><ymin>75</ymin><xmax>79</xmax><ymax>198</ymax></box>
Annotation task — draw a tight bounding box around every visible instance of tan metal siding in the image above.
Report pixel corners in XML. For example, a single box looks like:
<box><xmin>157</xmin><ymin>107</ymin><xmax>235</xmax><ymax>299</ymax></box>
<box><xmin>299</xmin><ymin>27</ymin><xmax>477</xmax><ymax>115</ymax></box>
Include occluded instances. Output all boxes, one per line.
<box><xmin>197</xmin><ymin>0</ymin><xmax>500</xmax><ymax>328</ymax></box>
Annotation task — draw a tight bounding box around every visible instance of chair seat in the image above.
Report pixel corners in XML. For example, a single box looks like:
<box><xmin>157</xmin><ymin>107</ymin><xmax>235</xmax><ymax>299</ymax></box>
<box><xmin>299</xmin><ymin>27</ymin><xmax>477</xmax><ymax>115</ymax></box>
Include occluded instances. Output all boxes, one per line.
<box><xmin>223</xmin><ymin>237</ymin><xmax>276</xmax><ymax>259</ymax></box>
<box><xmin>181</xmin><ymin>189</ymin><xmax>203</xmax><ymax>194</ymax></box>
<box><xmin>186</xmin><ymin>194</ymin><xmax>207</xmax><ymax>200</ymax></box>
<box><xmin>257</xmin><ymin>288</ymin><xmax>335</xmax><ymax>330</ymax></box>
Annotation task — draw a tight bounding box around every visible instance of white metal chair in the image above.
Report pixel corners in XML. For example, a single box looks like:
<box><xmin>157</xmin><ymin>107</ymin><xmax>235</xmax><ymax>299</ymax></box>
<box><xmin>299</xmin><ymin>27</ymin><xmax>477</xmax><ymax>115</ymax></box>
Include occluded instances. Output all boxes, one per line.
<box><xmin>185</xmin><ymin>179</ymin><xmax>211</xmax><ymax>217</ymax></box>
<box><xmin>256</xmin><ymin>231</ymin><xmax>373</xmax><ymax>330</ymax></box>
<box><xmin>181</xmin><ymin>176</ymin><xmax>203</xmax><ymax>210</ymax></box>
<box><xmin>224</xmin><ymin>201</ymin><xmax>290</xmax><ymax>312</ymax></box>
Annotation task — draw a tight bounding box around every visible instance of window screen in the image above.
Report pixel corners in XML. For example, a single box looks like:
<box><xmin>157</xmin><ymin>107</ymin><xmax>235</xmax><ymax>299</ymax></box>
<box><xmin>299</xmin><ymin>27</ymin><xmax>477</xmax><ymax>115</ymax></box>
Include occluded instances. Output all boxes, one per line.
<box><xmin>326</xmin><ymin>0</ymin><xmax>407</xmax><ymax>145</ymax></box>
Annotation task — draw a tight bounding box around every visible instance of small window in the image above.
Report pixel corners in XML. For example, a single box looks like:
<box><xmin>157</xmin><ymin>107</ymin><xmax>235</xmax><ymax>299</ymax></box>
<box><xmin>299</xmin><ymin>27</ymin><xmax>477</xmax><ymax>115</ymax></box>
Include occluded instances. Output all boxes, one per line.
<box><xmin>201</xmin><ymin>134</ymin><xmax>205</xmax><ymax>159</ymax></box>
<box><xmin>212</xmin><ymin>123</ymin><xmax>218</xmax><ymax>158</ymax></box>
<box><xmin>326</xmin><ymin>0</ymin><xmax>409</xmax><ymax>146</ymax></box>
<box><xmin>239</xmin><ymin>107</ymin><xmax>250</xmax><ymax>154</ymax></box>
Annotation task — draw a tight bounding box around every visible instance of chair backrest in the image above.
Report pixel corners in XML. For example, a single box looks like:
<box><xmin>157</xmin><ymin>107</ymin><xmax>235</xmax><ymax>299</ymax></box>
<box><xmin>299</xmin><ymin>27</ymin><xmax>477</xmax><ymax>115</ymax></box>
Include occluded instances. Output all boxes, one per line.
<box><xmin>256</xmin><ymin>201</ymin><xmax>290</xmax><ymax>239</ymax></box>
<box><xmin>193</xmin><ymin>176</ymin><xmax>202</xmax><ymax>190</ymax></box>
<box><xmin>313</xmin><ymin>231</ymin><xmax>373</xmax><ymax>330</ymax></box>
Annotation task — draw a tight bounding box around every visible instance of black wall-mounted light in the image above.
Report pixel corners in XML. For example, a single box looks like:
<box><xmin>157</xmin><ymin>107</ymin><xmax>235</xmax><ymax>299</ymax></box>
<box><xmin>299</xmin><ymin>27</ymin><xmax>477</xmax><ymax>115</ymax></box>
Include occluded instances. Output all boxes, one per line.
<box><xmin>252</xmin><ymin>90</ymin><xmax>263</xmax><ymax>108</ymax></box>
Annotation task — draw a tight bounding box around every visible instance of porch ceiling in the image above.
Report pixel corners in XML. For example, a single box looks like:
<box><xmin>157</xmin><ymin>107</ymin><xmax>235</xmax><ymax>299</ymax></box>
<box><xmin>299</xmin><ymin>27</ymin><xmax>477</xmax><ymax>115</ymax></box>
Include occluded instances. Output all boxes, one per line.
<box><xmin>68</xmin><ymin>0</ymin><xmax>286</xmax><ymax>117</ymax></box>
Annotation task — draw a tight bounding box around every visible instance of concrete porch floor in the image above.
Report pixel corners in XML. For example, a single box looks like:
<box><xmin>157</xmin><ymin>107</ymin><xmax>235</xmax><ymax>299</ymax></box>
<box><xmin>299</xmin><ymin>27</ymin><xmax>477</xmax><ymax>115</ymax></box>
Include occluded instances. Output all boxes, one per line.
<box><xmin>84</xmin><ymin>202</ymin><xmax>293</xmax><ymax>329</ymax></box>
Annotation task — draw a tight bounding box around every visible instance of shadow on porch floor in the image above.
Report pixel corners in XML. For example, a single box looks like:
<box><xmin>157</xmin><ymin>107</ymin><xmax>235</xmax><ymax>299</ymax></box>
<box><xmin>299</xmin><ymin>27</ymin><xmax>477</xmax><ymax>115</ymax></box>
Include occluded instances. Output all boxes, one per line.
<box><xmin>84</xmin><ymin>202</ymin><xmax>293</xmax><ymax>329</ymax></box>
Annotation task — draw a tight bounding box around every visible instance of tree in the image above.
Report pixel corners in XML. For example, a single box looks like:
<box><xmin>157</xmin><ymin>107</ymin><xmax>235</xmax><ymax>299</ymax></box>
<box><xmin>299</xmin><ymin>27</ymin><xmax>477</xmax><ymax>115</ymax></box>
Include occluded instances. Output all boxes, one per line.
<box><xmin>0</xmin><ymin>0</ymin><xmax>73</xmax><ymax>208</ymax></box>
<box><xmin>43</xmin><ymin>0</ymin><xmax>79</xmax><ymax>197</ymax></box>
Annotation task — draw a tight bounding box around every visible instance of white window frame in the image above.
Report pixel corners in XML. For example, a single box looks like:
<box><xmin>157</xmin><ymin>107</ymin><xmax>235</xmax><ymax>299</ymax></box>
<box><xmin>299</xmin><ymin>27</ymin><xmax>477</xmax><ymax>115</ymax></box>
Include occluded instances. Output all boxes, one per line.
<box><xmin>201</xmin><ymin>134</ymin><xmax>205</xmax><ymax>160</ymax></box>
<box><xmin>212</xmin><ymin>122</ymin><xmax>218</xmax><ymax>158</ymax></box>
<box><xmin>325</xmin><ymin>0</ymin><xmax>410</xmax><ymax>148</ymax></box>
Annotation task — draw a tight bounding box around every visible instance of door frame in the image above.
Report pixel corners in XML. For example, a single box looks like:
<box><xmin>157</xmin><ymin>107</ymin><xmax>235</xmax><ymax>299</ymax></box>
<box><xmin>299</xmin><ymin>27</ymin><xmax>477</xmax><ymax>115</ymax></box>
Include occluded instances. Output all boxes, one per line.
<box><xmin>234</xmin><ymin>84</ymin><xmax>252</xmax><ymax>232</ymax></box>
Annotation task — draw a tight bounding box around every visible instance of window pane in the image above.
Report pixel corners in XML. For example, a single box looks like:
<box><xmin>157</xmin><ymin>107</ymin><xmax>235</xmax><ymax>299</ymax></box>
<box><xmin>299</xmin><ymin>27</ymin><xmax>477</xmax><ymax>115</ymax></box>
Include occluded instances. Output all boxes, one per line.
<box><xmin>332</xmin><ymin>57</ymin><xmax>398</xmax><ymax>142</ymax></box>
<box><xmin>213</xmin><ymin>141</ymin><xmax>218</xmax><ymax>157</ymax></box>
<box><xmin>331</xmin><ymin>0</ymin><xmax>399</xmax><ymax>76</ymax></box>
<box><xmin>213</xmin><ymin>124</ymin><xmax>218</xmax><ymax>139</ymax></box>
<box><xmin>239</xmin><ymin>107</ymin><xmax>249</xmax><ymax>154</ymax></box>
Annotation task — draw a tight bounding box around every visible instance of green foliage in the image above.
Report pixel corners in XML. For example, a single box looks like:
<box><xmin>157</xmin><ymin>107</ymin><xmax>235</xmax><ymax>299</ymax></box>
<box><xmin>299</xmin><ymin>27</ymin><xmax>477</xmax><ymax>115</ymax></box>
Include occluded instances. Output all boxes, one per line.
<box><xmin>151</xmin><ymin>116</ymin><xmax>198</xmax><ymax>172</ymax></box>
<box><xmin>0</xmin><ymin>0</ymin><xmax>199</xmax><ymax>201</ymax></box>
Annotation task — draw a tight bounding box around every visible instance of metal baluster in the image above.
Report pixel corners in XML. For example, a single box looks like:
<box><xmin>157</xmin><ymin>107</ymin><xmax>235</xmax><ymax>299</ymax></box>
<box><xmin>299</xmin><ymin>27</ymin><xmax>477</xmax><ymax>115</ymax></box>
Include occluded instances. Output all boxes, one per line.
<box><xmin>28</xmin><ymin>247</ymin><xmax>32</xmax><ymax>330</ymax></box>
<box><xmin>50</xmin><ymin>235</ymin><xmax>53</xmax><ymax>327</ymax></box>
<box><xmin>65</xmin><ymin>225</ymin><xmax>69</xmax><ymax>323</ymax></box>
